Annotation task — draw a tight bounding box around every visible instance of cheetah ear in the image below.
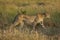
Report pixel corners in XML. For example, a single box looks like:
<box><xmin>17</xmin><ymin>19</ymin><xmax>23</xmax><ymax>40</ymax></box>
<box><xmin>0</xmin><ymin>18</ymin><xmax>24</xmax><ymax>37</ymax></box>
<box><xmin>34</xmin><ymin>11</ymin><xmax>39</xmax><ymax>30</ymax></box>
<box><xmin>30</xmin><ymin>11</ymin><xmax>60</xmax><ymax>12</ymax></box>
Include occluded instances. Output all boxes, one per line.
<box><xmin>20</xmin><ymin>8</ymin><xmax>26</xmax><ymax>15</ymax></box>
<box><xmin>17</xmin><ymin>8</ymin><xmax>22</xmax><ymax>15</ymax></box>
<box><xmin>17</xmin><ymin>10</ymin><xmax>22</xmax><ymax>15</ymax></box>
<box><xmin>22</xmin><ymin>11</ymin><xmax>26</xmax><ymax>14</ymax></box>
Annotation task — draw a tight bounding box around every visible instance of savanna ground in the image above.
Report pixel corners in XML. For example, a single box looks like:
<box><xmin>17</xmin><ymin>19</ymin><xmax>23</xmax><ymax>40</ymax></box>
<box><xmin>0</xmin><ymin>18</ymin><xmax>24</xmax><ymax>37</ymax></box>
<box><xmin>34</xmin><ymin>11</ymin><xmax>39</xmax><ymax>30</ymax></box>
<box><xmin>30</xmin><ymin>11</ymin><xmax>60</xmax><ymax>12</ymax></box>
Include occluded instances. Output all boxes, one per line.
<box><xmin>0</xmin><ymin>0</ymin><xmax>60</xmax><ymax>40</ymax></box>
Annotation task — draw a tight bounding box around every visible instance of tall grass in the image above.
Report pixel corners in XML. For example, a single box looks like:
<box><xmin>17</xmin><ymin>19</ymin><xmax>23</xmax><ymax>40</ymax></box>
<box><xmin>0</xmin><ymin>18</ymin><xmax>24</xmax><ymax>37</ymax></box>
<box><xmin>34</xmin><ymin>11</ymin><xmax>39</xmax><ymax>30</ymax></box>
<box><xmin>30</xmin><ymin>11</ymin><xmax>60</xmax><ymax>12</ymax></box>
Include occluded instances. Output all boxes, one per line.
<box><xmin>0</xmin><ymin>0</ymin><xmax>60</xmax><ymax>40</ymax></box>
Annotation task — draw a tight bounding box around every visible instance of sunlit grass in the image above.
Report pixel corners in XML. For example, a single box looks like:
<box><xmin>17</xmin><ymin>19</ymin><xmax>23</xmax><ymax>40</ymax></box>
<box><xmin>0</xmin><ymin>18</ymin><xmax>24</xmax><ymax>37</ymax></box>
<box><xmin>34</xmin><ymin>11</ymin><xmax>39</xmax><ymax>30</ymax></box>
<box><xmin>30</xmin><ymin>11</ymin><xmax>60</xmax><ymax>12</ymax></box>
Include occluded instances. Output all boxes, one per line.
<box><xmin>0</xmin><ymin>0</ymin><xmax>60</xmax><ymax>40</ymax></box>
<box><xmin>2</xmin><ymin>28</ymin><xmax>48</xmax><ymax>40</ymax></box>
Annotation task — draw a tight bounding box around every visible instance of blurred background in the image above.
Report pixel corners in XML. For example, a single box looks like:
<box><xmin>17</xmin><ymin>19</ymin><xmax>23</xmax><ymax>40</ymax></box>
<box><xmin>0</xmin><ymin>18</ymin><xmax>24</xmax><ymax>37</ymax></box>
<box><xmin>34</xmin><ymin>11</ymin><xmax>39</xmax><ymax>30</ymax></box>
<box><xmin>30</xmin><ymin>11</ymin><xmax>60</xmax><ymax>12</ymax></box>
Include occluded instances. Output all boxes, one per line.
<box><xmin>0</xmin><ymin>0</ymin><xmax>60</xmax><ymax>40</ymax></box>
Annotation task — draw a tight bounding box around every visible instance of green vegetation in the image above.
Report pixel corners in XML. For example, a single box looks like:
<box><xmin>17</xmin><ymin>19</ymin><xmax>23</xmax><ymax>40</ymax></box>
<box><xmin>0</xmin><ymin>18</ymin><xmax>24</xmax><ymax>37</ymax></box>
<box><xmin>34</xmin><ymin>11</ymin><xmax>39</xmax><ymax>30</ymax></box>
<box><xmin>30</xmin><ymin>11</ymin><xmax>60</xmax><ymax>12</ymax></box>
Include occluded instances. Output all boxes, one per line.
<box><xmin>0</xmin><ymin>0</ymin><xmax>60</xmax><ymax>40</ymax></box>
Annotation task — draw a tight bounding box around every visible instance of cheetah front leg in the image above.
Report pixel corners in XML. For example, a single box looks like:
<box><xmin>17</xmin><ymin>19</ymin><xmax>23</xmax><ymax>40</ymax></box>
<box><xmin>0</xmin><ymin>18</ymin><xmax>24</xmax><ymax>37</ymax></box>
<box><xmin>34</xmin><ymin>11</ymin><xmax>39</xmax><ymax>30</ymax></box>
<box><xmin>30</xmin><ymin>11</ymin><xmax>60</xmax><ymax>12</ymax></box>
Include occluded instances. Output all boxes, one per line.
<box><xmin>40</xmin><ymin>21</ymin><xmax>46</xmax><ymax>29</ymax></box>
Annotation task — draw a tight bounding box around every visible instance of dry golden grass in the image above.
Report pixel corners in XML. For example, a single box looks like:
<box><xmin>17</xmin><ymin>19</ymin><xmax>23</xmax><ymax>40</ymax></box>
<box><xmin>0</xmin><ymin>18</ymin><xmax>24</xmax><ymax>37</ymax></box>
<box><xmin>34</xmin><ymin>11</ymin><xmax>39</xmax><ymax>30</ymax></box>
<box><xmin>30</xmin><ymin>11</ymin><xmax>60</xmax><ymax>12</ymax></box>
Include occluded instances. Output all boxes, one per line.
<box><xmin>1</xmin><ymin>27</ymin><xmax>60</xmax><ymax>40</ymax></box>
<box><xmin>2</xmin><ymin>28</ymin><xmax>46</xmax><ymax>40</ymax></box>
<box><xmin>0</xmin><ymin>30</ymin><xmax>2</xmax><ymax>40</ymax></box>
